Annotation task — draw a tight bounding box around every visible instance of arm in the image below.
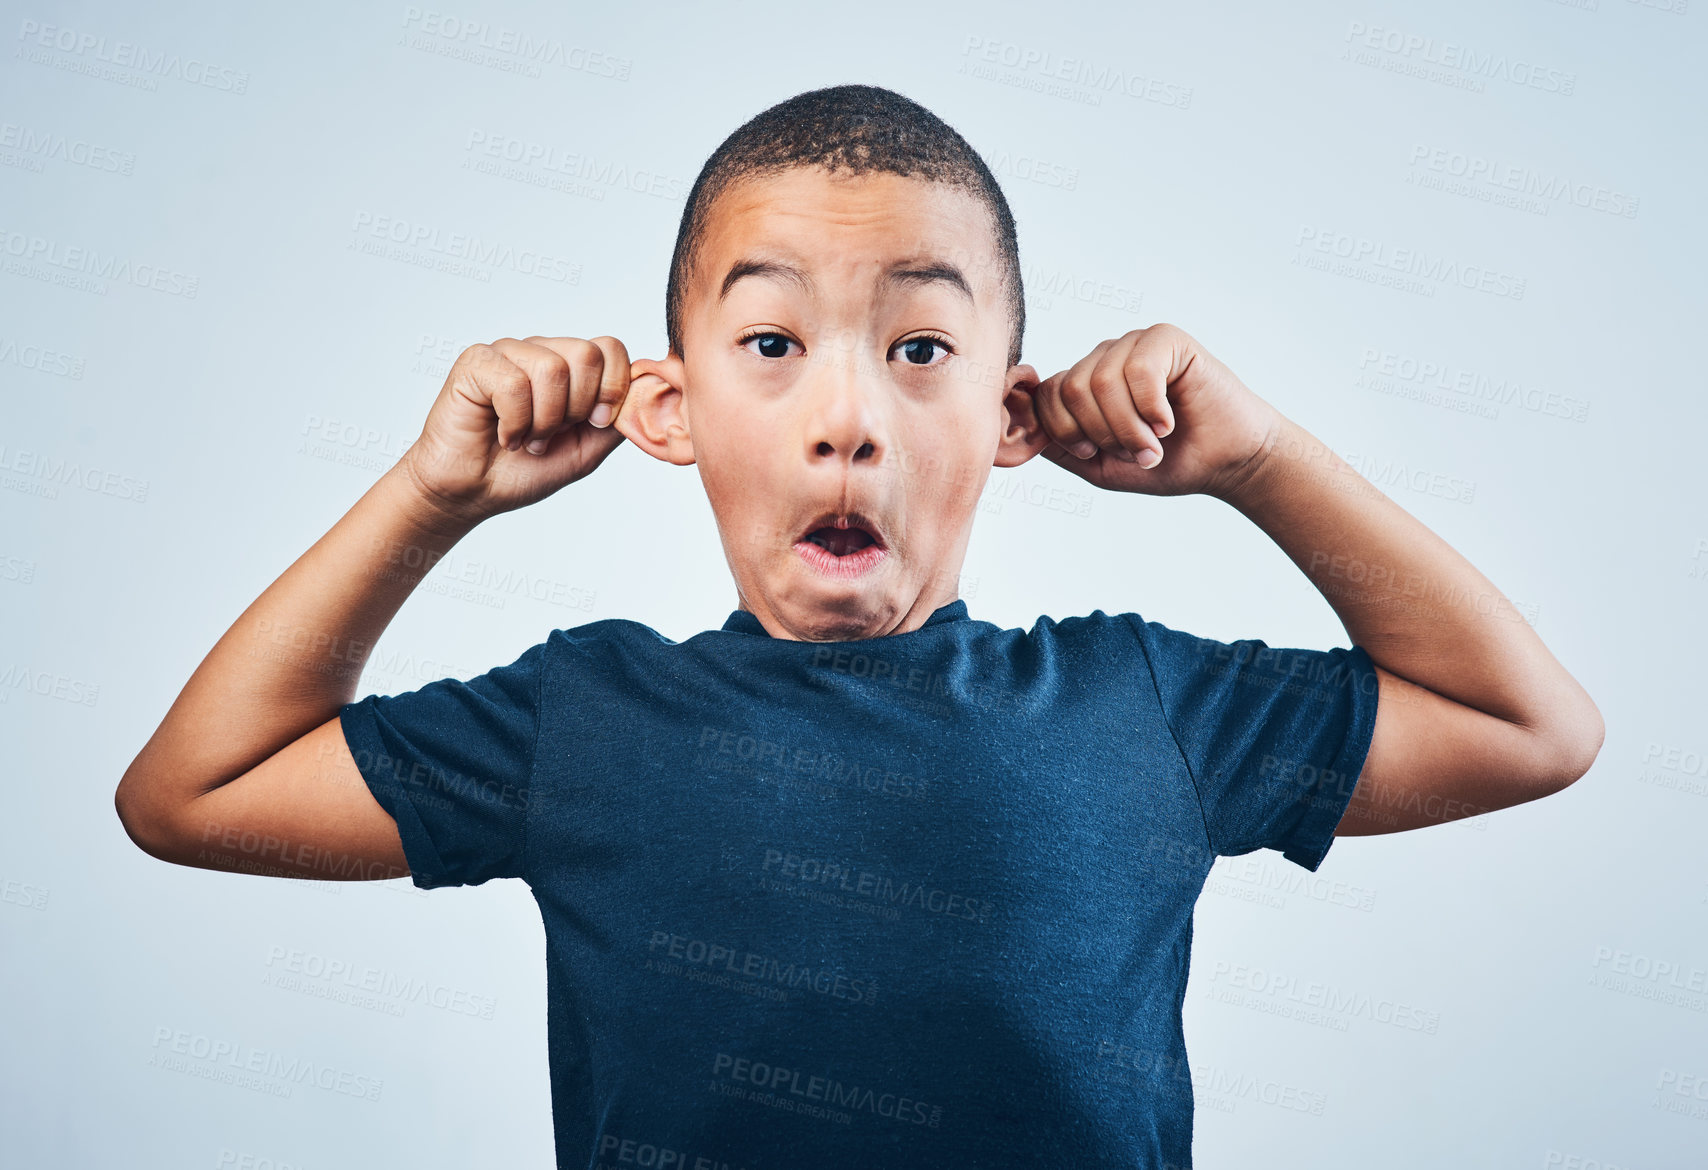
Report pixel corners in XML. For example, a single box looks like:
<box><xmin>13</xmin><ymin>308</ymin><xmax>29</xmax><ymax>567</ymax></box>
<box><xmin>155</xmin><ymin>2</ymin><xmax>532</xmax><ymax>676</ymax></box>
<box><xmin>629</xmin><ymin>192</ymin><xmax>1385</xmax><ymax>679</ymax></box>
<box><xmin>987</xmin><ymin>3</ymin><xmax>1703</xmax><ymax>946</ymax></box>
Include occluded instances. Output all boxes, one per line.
<box><xmin>1210</xmin><ymin>414</ymin><xmax>1602</xmax><ymax>833</ymax></box>
<box><xmin>1025</xmin><ymin>324</ymin><xmax>1605</xmax><ymax>836</ymax></box>
<box><xmin>1214</xmin><ymin>414</ymin><xmax>1603</xmax><ymax>833</ymax></box>
<box><xmin>115</xmin><ymin>335</ymin><xmax>634</xmax><ymax>877</ymax></box>
<box><xmin>114</xmin><ymin>461</ymin><xmax>477</xmax><ymax>878</ymax></box>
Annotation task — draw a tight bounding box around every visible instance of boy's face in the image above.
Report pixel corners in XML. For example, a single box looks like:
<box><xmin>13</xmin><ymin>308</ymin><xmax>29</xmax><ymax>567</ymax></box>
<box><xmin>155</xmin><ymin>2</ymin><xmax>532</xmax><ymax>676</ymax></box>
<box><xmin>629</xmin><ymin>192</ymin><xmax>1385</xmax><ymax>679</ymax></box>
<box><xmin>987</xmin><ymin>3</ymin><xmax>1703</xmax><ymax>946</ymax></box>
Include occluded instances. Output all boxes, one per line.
<box><xmin>623</xmin><ymin>166</ymin><xmax>1048</xmax><ymax>642</ymax></box>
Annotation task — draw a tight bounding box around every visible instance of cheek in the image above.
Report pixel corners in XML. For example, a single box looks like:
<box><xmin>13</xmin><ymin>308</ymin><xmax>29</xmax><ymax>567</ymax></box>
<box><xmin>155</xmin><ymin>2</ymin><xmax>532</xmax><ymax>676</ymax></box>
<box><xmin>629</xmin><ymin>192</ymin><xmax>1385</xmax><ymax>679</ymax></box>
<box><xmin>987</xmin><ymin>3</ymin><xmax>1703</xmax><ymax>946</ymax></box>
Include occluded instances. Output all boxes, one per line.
<box><xmin>696</xmin><ymin>432</ymin><xmax>794</xmax><ymax>548</ymax></box>
<box><xmin>899</xmin><ymin>436</ymin><xmax>990</xmax><ymax>527</ymax></box>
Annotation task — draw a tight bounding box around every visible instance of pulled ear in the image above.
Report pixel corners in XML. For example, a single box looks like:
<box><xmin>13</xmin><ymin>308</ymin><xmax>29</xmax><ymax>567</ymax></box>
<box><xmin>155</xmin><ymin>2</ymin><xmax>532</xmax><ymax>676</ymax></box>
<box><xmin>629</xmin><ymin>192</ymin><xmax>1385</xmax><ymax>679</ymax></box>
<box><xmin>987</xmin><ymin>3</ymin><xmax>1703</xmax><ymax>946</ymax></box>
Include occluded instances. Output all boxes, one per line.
<box><xmin>617</xmin><ymin>354</ymin><xmax>695</xmax><ymax>466</ymax></box>
<box><xmin>993</xmin><ymin>363</ymin><xmax>1052</xmax><ymax>468</ymax></box>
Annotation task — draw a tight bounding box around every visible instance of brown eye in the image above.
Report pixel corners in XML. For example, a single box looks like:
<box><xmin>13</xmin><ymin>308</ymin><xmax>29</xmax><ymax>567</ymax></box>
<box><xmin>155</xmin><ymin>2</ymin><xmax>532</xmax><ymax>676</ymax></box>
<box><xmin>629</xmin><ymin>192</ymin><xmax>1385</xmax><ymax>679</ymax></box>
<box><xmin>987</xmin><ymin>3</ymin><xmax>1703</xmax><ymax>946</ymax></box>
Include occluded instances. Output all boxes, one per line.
<box><xmin>739</xmin><ymin>331</ymin><xmax>799</xmax><ymax>359</ymax></box>
<box><xmin>896</xmin><ymin>336</ymin><xmax>952</xmax><ymax>366</ymax></box>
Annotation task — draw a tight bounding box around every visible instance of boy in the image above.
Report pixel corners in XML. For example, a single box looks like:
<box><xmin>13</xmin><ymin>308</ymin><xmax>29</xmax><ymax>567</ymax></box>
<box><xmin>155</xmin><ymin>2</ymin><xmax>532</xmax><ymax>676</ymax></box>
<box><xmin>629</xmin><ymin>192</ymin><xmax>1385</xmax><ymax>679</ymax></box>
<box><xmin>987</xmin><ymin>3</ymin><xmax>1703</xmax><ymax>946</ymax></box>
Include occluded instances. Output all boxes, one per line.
<box><xmin>116</xmin><ymin>85</ymin><xmax>1603</xmax><ymax>1168</ymax></box>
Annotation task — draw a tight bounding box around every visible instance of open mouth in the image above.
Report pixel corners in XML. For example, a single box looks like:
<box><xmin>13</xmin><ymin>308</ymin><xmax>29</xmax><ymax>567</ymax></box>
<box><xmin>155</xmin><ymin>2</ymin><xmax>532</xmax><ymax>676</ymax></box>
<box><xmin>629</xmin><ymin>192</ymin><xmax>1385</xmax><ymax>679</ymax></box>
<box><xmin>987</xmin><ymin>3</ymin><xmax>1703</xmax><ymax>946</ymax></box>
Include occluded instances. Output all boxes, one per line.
<box><xmin>794</xmin><ymin>512</ymin><xmax>888</xmax><ymax>577</ymax></box>
<box><xmin>804</xmin><ymin>526</ymin><xmax>877</xmax><ymax>557</ymax></box>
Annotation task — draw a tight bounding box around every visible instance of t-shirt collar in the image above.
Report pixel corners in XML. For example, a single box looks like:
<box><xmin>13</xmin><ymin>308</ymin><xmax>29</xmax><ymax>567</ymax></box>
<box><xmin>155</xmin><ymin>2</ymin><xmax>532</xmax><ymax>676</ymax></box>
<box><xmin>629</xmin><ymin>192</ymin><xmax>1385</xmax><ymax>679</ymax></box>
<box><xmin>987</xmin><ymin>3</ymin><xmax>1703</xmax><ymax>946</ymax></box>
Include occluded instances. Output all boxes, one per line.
<box><xmin>721</xmin><ymin>598</ymin><xmax>970</xmax><ymax>639</ymax></box>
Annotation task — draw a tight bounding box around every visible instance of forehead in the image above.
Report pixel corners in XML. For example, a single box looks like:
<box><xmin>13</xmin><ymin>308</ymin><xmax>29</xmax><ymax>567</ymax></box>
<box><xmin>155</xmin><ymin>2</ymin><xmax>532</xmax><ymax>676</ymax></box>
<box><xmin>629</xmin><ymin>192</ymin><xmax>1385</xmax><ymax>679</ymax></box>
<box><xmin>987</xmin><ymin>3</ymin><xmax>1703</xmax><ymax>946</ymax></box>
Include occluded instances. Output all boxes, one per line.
<box><xmin>695</xmin><ymin>167</ymin><xmax>1003</xmax><ymax>304</ymax></box>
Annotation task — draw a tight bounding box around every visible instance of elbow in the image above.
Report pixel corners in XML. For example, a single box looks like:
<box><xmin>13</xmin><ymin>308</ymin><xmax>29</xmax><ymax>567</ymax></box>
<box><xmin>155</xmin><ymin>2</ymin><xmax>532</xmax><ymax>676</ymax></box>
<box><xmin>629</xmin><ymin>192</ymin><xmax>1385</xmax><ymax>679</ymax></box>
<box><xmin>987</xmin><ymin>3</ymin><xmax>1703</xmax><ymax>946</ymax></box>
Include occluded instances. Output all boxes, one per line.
<box><xmin>1533</xmin><ymin>700</ymin><xmax>1606</xmax><ymax>795</ymax></box>
<box><xmin>114</xmin><ymin>774</ymin><xmax>178</xmax><ymax>863</ymax></box>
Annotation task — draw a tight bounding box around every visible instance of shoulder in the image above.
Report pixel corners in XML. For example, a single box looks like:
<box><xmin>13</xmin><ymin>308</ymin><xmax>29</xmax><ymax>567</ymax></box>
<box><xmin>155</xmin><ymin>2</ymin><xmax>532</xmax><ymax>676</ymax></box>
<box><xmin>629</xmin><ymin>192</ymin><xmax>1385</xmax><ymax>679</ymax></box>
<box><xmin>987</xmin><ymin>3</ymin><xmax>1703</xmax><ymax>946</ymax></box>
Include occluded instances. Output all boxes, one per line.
<box><xmin>547</xmin><ymin>614</ymin><xmax>679</xmax><ymax>651</ymax></box>
<box><xmin>1021</xmin><ymin>607</ymin><xmax>1155</xmax><ymax>647</ymax></box>
<box><xmin>999</xmin><ymin>609</ymin><xmax>1173</xmax><ymax>678</ymax></box>
<box><xmin>1017</xmin><ymin>608</ymin><xmax>1242</xmax><ymax>681</ymax></box>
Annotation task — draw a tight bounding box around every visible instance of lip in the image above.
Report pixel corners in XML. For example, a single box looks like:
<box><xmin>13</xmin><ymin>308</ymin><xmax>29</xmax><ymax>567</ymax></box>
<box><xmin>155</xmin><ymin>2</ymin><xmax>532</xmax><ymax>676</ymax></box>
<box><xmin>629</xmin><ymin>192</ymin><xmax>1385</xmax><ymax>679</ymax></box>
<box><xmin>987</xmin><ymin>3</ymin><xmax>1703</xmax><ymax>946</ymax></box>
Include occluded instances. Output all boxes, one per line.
<box><xmin>793</xmin><ymin>510</ymin><xmax>889</xmax><ymax>579</ymax></box>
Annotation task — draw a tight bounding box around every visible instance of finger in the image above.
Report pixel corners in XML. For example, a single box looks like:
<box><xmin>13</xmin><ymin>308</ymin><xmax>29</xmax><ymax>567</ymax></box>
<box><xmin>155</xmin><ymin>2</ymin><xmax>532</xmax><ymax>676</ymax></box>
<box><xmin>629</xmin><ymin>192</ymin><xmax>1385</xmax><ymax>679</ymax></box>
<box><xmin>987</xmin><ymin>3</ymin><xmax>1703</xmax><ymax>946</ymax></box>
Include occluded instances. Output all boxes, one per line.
<box><xmin>1056</xmin><ymin>349</ymin><xmax>1129</xmax><ymax>459</ymax></box>
<box><xmin>1087</xmin><ymin>341</ymin><xmax>1162</xmax><ymax>465</ymax></box>
<box><xmin>585</xmin><ymin>336</ymin><xmax>632</xmax><ymax>429</ymax></box>
<box><xmin>463</xmin><ymin>341</ymin><xmax>535</xmax><ymax>453</ymax></box>
<box><xmin>532</xmin><ymin>404</ymin><xmax>628</xmax><ymax>481</ymax></box>
<box><xmin>1037</xmin><ymin>437</ymin><xmax>1112</xmax><ymax>486</ymax></box>
<box><xmin>1030</xmin><ymin>372</ymin><xmax>1094</xmax><ymax>458</ymax></box>
<box><xmin>1129</xmin><ymin>325</ymin><xmax>1191</xmax><ymax>438</ymax></box>
<box><xmin>499</xmin><ymin>337</ymin><xmax>573</xmax><ymax>452</ymax></box>
<box><xmin>517</xmin><ymin>336</ymin><xmax>609</xmax><ymax>444</ymax></box>
<box><xmin>1033</xmin><ymin>339</ymin><xmax>1116</xmax><ymax>459</ymax></box>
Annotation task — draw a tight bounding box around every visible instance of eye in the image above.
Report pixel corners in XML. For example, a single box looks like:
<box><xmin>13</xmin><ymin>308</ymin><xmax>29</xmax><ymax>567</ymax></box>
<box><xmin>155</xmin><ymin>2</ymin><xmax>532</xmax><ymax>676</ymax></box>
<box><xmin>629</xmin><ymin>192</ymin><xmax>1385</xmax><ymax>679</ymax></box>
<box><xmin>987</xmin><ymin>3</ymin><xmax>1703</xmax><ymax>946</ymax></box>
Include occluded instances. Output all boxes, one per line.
<box><xmin>894</xmin><ymin>334</ymin><xmax>954</xmax><ymax>367</ymax></box>
<box><xmin>737</xmin><ymin>330</ymin><xmax>800</xmax><ymax>359</ymax></box>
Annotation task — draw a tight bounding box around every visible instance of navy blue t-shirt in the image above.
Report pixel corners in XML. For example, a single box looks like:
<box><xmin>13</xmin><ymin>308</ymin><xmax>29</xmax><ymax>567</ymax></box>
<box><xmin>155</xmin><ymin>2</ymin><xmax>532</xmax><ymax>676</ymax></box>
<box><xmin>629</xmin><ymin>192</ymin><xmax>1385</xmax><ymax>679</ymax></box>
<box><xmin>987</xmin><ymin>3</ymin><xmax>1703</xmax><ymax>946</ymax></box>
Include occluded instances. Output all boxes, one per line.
<box><xmin>339</xmin><ymin>599</ymin><xmax>1379</xmax><ymax>1170</ymax></box>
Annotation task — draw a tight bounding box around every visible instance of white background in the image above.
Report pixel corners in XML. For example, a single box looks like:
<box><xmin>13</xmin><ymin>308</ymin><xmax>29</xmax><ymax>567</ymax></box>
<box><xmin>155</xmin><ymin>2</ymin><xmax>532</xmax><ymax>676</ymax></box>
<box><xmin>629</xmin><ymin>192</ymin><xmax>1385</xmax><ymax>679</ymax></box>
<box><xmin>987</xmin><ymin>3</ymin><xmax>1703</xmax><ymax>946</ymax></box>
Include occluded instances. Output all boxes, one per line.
<box><xmin>3</xmin><ymin>0</ymin><xmax>1704</xmax><ymax>1166</ymax></box>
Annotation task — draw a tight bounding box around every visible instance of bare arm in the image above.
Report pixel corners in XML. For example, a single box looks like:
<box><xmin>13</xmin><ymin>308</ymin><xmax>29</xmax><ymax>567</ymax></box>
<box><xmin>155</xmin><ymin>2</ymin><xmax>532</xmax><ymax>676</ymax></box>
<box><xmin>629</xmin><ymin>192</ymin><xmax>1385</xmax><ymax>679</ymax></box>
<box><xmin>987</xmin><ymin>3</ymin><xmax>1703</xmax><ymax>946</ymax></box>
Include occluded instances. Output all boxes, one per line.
<box><xmin>1028</xmin><ymin>323</ymin><xmax>1605</xmax><ymax>840</ymax></box>
<box><xmin>114</xmin><ymin>462</ymin><xmax>479</xmax><ymax>877</ymax></box>
<box><xmin>115</xmin><ymin>335</ymin><xmax>635</xmax><ymax>878</ymax></box>
<box><xmin>1214</xmin><ymin>414</ymin><xmax>1605</xmax><ymax>835</ymax></box>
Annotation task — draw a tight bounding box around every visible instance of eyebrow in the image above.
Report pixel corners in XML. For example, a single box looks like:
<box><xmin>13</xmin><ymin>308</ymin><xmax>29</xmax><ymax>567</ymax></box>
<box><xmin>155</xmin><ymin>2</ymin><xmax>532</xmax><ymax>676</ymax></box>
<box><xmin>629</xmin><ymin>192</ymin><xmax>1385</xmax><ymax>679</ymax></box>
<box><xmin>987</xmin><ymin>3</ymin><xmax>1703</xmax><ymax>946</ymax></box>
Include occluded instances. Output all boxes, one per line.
<box><xmin>717</xmin><ymin>256</ymin><xmax>976</xmax><ymax>306</ymax></box>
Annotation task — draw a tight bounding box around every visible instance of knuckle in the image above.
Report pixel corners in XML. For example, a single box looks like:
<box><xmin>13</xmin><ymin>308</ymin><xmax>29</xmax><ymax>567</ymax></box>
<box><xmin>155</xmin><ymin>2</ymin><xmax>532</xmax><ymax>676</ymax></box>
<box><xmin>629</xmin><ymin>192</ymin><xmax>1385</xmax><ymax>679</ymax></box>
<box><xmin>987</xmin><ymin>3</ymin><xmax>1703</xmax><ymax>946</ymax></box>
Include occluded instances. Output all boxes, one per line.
<box><xmin>491</xmin><ymin>363</ymin><xmax>531</xmax><ymax>397</ymax></box>
<box><xmin>569</xmin><ymin>352</ymin><xmax>605</xmax><ymax>390</ymax></box>
<box><xmin>534</xmin><ymin>349</ymin><xmax>571</xmax><ymax>385</ymax></box>
<box><xmin>1120</xmin><ymin>360</ymin><xmax>1153</xmax><ymax>390</ymax></box>
<box><xmin>1089</xmin><ymin>367</ymin><xmax>1123</xmax><ymax>397</ymax></box>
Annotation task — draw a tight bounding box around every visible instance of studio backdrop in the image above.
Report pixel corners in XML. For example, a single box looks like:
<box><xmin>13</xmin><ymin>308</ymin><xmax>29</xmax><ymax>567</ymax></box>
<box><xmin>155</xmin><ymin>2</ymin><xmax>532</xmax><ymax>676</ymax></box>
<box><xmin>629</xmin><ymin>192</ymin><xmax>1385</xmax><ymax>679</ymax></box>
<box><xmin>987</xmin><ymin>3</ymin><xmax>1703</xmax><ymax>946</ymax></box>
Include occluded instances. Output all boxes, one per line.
<box><xmin>2</xmin><ymin>1</ymin><xmax>1703</xmax><ymax>1166</ymax></box>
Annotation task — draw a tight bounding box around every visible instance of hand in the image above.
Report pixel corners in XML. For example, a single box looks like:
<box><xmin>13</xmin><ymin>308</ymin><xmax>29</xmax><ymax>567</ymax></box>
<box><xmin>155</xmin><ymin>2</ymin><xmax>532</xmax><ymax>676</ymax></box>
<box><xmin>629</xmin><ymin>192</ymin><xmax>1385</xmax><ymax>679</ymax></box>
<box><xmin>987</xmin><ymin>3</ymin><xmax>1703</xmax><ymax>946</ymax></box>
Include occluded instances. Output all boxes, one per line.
<box><xmin>399</xmin><ymin>335</ymin><xmax>643</xmax><ymax>524</ymax></box>
<box><xmin>1032</xmin><ymin>323</ymin><xmax>1284</xmax><ymax>499</ymax></box>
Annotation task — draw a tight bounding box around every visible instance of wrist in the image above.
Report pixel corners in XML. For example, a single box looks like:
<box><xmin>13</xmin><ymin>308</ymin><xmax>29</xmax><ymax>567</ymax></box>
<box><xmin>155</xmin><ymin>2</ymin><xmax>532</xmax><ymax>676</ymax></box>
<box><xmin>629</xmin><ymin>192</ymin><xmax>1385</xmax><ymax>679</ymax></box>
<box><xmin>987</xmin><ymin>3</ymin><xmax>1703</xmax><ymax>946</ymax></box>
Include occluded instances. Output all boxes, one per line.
<box><xmin>1208</xmin><ymin>409</ymin><xmax>1290</xmax><ymax>511</ymax></box>
<box><xmin>384</xmin><ymin>454</ymin><xmax>485</xmax><ymax>542</ymax></box>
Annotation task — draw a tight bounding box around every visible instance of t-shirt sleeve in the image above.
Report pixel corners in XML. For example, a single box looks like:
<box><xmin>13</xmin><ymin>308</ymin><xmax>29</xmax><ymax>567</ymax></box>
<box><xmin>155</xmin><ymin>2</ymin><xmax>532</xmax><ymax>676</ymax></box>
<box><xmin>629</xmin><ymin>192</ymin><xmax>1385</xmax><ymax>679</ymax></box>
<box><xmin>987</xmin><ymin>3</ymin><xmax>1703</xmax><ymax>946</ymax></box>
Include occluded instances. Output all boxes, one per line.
<box><xmin>337</xmin><ymin>639</ymin><xmax>546</xmax><ymax>889</ymax></box>
<box><xmin>1123</xmin><ymin>614</ymin><xmax>1380</xmax><ymax>872</ymax></box>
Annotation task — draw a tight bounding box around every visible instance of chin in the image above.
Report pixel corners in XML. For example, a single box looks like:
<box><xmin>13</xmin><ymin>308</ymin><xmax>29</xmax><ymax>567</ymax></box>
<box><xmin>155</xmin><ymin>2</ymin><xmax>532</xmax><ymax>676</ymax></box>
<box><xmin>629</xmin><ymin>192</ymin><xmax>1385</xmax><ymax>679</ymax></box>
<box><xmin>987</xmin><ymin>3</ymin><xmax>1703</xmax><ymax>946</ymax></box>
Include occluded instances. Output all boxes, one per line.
<box><xmin>766</xmin><ymin>572</ymin><xmax>901</xmax><ymax>641</ymax></box>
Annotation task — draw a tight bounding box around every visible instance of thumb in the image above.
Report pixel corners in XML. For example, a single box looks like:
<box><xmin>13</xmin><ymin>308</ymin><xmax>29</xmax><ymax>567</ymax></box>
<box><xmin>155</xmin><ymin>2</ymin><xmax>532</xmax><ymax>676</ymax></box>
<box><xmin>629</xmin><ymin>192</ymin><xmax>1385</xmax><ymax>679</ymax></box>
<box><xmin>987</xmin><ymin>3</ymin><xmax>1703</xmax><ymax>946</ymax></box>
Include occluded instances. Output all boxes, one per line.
<box><xmin>1038</xmin><ymin>440</ymin><xmax>1092</xmax><ymax>477</ymax></box>
<box><xmin>575</xmin><ymin>413</ymin><xmax>629</xmax><ymax>471</ymax></box>
<box><xmin>525</xmin><ymin>412</ymin><xmax>628</xmax><ymax>490</ymax></box>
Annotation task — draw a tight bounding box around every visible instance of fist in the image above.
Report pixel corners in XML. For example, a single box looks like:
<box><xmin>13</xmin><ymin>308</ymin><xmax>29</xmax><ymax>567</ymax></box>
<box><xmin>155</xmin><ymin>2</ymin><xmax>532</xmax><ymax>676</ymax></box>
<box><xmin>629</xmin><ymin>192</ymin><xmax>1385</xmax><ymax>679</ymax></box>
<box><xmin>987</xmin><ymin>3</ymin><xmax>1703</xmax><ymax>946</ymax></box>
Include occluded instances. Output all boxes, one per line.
<box><xmin>401</xmin><ymin>335</ymin><xmax>634</xmax><ymax>523</ymax></box>
<box><xmin>1031</xmin><ymin>323</ymin><xmax>1283</xmax><ymax>498</ymax></box>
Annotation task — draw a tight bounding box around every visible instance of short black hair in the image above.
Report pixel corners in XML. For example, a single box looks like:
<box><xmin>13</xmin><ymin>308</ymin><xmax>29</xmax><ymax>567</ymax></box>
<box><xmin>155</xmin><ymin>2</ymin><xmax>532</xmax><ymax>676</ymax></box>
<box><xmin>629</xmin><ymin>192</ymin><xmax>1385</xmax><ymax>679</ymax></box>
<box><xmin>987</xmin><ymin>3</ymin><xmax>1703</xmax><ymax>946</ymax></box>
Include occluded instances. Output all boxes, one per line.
<box><xmin>665</xmin><ymin>83</ymin><xmax>1025</xmax><ymax>370</ymax></box>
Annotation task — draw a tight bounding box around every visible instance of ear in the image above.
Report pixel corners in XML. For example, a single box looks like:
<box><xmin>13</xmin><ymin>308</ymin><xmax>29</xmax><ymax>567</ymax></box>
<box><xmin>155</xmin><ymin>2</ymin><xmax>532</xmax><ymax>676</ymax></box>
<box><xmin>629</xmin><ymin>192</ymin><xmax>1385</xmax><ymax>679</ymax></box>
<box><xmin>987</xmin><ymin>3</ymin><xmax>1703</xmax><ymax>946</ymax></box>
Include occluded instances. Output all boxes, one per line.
<box><xmin>993</xmin><ymin>363</ymin><xmax>1052</xmax><ymax>468</ymax></box>
<box><xmin>617</xmin><ymin>353</ymin><xmax>695</xmax><ymax>466</ymax></box>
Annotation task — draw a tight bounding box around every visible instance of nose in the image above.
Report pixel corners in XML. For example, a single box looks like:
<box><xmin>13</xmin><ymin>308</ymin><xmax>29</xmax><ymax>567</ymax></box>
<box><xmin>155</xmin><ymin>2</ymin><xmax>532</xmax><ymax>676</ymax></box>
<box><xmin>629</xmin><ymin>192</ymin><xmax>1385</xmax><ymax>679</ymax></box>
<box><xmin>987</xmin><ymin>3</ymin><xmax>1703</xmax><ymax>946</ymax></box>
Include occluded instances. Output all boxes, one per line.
<box><xmin>801</xmin><ymin>346</ymin><xmax>885</xmax><ymax>468</ymax></box>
